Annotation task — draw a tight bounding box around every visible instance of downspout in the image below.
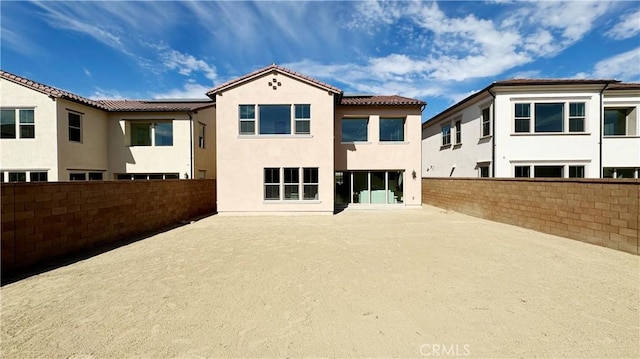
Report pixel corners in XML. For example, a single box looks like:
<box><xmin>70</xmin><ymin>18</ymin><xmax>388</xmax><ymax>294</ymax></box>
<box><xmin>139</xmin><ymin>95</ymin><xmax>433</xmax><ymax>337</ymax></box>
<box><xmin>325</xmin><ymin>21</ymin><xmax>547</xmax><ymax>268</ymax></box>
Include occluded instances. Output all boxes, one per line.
<box><xmin>188</xmin><ymin>111</ymin><xmax>194</xmax><ymax>180</ymax></box>
<box><xmin>599</xmin><ymin>84</ymin><xmax>609</xmax><ymax>178</ymax></box>
<box><xmin>487</xmin><ymin>87</ymin><xmax>496</xmax><ymax>177</ymax></box>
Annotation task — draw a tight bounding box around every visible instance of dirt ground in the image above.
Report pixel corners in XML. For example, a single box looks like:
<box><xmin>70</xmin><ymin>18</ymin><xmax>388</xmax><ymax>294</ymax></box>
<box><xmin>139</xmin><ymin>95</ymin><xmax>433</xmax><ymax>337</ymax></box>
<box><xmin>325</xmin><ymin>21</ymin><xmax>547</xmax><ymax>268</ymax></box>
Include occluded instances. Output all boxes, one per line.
<box><xmin>1</xmin><ymin>206</ymin><xmax>638</xmax><ymax>358</ymax></box>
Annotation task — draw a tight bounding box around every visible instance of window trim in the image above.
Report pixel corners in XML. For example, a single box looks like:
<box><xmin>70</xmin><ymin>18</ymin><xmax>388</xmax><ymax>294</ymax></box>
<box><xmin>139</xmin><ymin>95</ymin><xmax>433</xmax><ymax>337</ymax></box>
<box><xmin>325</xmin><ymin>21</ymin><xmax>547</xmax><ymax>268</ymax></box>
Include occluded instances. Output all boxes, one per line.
<box><xmin>127</xmin><ymin>120</ymin><xmax>174</xmax><ymax>147</ymax></box>
<box><xmin>512</xmin><ymin>162</ymin><xmax>590</xmax><ymax>178</ymax></box>
<box><xmin>481</xmin><ymin>106</ymin><xmax>491</xmax><ymax>137</ymax></box>
<box><xmin>294</xmin><ymin>104</ymin><xmax>311</xmax><ymax>135</ymax></box>
<box><xmin>604</xmin><ymin>107</ymin><xmax>637</xmax><ymax>137</ymax></box>
<box><xmin>379</xmin><ymin>117</ymin><xmax>405</xmax><ymax>142</ymax></box>
<box><xmin>441</xmin><ymin>124</ymin><xmax>451</xmax><ymax>148</ymax></box>
<box><xmin>263</xmin><ymin>167</ymin><xmax>320</xmax><ymax>202</ymax></box>
<box><xmin>68</xmin><ymin>111</ymin><xmax>83</xmax><ymax>143</ymax></box>
<box><xmin>198</xmin><ymin>122</ymin><xmax>206</xmax><ymax>148</ymax></box>
<box><xmin>512</xmin><ymin>99</ymin><xmax>589</xmax><ymax>134</ymax></box>
<box><xmin>1</xmin><ymin>108</ymin><xmax>36</xmax><ymax>139</ymax></box>
<box><xmin>341</xmin><ymin>117</ymin><xmax>369</xmax><ymax>143</ymax></box>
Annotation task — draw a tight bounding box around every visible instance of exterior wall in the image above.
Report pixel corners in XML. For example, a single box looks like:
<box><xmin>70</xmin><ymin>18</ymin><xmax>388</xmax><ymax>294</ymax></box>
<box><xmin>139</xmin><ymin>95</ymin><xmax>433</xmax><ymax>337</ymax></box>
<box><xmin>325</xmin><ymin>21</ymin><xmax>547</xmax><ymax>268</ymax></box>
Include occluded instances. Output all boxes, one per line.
<box><xmin>215</xmin><ymin>71</ymin><xmax>335</xmax><ymax>214</ymax></box>
<box><xmin>602</xmin><ymin>91</ymin><xmax>640</xmax><ymax>169</ymax></box>
<box><xmin>422</xmin><ymin>178</ymin><xmax>639</xmax><ymax>255</ymax></box>
<box><xmin>1</xmin><ymin>180</ymin><xmax>217</xmax><ymax>276</ymax></box>
<box><xmin>422</xmin><ymin>93</ymin><xmax>493</xmax><ymax>177</ymax></box>
<box><xmin>108</xmin><ymin>111</ymin><xmax>194</xmax><ymax>179</ymax></box>
<box><xmin>56</xmin><ymin>99</ymin><xmax>109</xmax><ymax>180</ymax></box>
<box><xmin>0</xmin><ymin>79</ymin><xmax>60</xmax><ymax>180</ymax></box>
<box><xmin>193</xmin><ymin>106</ymin><xmax>217</xmax><ymax>179</ymax></box>
<box><xmin>493</xmin><ymin>87</ymin><xmax>603</xmax><ymax>178</ymax></box>
<box><xmin>336</xmin><ymin>106</ymin><xmax>423</xmax><ymax>206</ymax></box>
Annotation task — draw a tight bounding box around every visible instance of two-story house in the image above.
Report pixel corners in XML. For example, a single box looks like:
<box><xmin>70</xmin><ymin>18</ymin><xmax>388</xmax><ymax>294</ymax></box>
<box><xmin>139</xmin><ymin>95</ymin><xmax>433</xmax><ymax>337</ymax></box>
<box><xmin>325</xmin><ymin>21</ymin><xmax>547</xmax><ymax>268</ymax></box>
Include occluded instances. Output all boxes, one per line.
<box><xmin>207</xmin><ymin>64</ymin><xmax>425</xmax><ymax>214</ymax></box>
<box><xmin>0</xmin><ymin>70</ymin><xmax>216</xmax><ymax>181</ymax></box>
<box><xmin>422</xmin><ymin>79</ymin><xmax>640</xmax><ymax>179</ymax></box>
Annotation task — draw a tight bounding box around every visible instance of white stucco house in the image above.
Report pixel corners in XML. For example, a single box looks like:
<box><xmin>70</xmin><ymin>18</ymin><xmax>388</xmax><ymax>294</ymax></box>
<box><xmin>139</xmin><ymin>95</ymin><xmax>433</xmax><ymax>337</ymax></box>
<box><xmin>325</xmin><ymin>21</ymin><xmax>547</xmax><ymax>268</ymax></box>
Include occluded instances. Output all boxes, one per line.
<box><xmin>422</xmin><ymin>79</ymin><xmax>640</xmax><ymax>179</ymax></box>
<box><xmin>0</xmin><ymin>70</ymin><xmax>216</xmax><ymax>182</ymax></box>
<box><xmin>207</xmin><ymin>64</ymin><xmax>425</xmax><ymax>214</ymax></box>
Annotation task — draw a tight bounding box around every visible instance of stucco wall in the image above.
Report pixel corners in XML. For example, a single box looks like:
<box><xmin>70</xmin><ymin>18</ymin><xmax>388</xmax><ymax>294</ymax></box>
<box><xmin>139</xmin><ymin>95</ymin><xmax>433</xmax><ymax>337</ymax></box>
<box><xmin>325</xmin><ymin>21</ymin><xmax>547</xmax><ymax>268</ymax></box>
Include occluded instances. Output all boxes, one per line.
<box><xmin>193</xmin><ymin>106</ymin><xmax>217</xmax><ymax>179</ymax></box>
<box><xmin>0</xmin><ymin>79</ymin><xmax>60</xmax><ymax>180</ymax></box>
<box><xmin>602</xmin><ymin>93</ymin><xmax>640</xmax><ymax>168</ymax></box>
<box><xmin>215</xmin><ymin>71</ymin><xmax>335</xmax><ymax>214</ymax></box>
<box><xmin>335</xmin><ymin>106</ymin><xmax>423</xmax><ymax>206</ymax></box>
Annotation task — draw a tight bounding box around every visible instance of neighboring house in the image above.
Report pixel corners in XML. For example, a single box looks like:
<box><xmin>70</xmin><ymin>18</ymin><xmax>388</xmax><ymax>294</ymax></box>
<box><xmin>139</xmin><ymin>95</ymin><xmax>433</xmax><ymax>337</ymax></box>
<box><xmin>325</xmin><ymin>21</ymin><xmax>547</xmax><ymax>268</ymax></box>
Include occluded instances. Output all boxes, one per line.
<box><xmin>422</xmin><ymin>79</ymin><xmax>640</xmax><ymax>179</ymax></box>
<box><xmin>0</xmin><ymin>70</ymin><xmax>215</xmax><ymax>182</ymax></box>
<box><xmin>207</xmin><ymin>64</ymin><xmax>425</xmax><ymax>214</ymax></box>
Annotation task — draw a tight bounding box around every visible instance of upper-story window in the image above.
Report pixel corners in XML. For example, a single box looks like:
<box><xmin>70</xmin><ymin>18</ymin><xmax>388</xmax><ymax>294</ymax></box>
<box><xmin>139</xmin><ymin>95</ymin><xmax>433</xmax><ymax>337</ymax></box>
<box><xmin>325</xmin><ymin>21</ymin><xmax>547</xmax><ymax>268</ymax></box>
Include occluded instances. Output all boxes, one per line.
<box><xmin>239</xmin><ymin>104</ymin><xmax>312</xmax><ymax>135</ymax></box>
<box><xmin>1</xmin><ymin>108</ymin><xmax>35</xmax><ymax>139</ymax></box>
<box><xmin>341</xmin><ymin>118</ymin><xmax>368</xmax><ymax>142</ymax></box>
<box><xmin>481</xmin><ymin>107</ymin><xmax>491</xmax><ymax>137</ymax></box>
<box><xmin>295</xmin><ymin>104</ymin><xmax>310</xmax><ymax>134</ymax></box>
<box><xmin>198</xmin><ymin>122</ymin><xmax>206</xmax><ymax>148</ymax></box>
<box><xmin>68</xmin><ymin>112</ymin><xmax>82</xmax><ymax>142</ymax></box>
<box><xmin>454</xmin><ymin>120</ymin><xmax>462</xmax><ymax>144</ymax></box>
<box><xmin>129</xmin><ymin>121</ymin><xmax>173</xmax><ymax>146</ymax></box>
<box><xmin>604</xmin><ymin>107</ymin><xmax>637</xmax><ymax>136</ymax></box>
<box><xmin>441</xmin><ymin>124</ymin><xmax>451</xmax><ymax>147</ymax></box>
<box><xmin>514</xmin><ymin>101</ymin><xmax>587</xmax><ymax>134</ymax></box>
<box><xmin>380</xmin><ymin>118</ymin><xmax>404</xmax><ymax>142</ymax></box>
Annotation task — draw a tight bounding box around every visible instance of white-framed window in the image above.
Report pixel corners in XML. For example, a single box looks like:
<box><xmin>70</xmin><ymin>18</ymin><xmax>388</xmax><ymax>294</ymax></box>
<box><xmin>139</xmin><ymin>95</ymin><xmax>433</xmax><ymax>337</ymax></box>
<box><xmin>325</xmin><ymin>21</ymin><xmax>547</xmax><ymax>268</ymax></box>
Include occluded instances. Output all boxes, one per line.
<box><xmin>198</xmin><ymin>123</ymin><xmax>206</xmax><ymax>148</ymax></box>
<box><xmin>513</xmin><ymin>101</ymin><xmax>587</xmax><ymax>134</ymax></box>
<box><xmin>481</xmin><ymin>107</ymin><xmax>491</xmax><ymax>137</ymax></box>
<box><xmin>514</xmin><ymin>166</ymin><xmax>531</xmax><ymax>178</ymax></box>
<box><xmin>603</xmin><ymin>167</ymin><xmax>639</xmax><ymax>179</ymax></box>
<box><xmin>1</xmin><ymin>108</ymin><xmax>35</xmax><ymax>139</ymax></box>
<box><xmin>8</xmin><ymin>171</ymin><xmax>26</xmax><ymax>182</ymax></box>
<box><xmin>477</xmin><ymin>162</ymin><xmax>490</xmax><ymax>178</ymax></box>
<box><xmin>68</xmin><ymin>111</ymin><xmax>82</xmax><ymax>142</ymax></box>
<box><xmin>604</xmin><ymin>107</ymin><xmax>637</xmax><ymax>136</ymax></box>
<box><xmin>30</xmin><ymin>172</ymin><xmax>48</xmax><ymax>182</ymax></box>
<box><xmin>380</xmin><ymin>118</ymin><xmax>405</xmax><ymax>142</ymax></box>
<box><xmin>264</xmin><ymin>167</ymin><xmax>319</xmax><ymax>201</ymax></box>
<box><xmin>513</xmin><ymin>164</ymin><xmax>588</xmax><ymax>178</ymax></box>
<box><xmin>568</xmin><ymin>165</ymin><xmax>585</xmax><ymax>178</ymax></box>
<box><xmin>294</xmin><ymin>104</ymin><xmax>311</xmax><ymax>134</ymax></box>
<box><xmin>441</xmin><ymin>124</ymin><xmax>451</xmax><ymax>147</ymax></box>
<box><xmin>129</xmin><ymin>121</ymin><xmax>173</xmax><ymax>146</ymax></box>
<box><xmin>341</xmin><ymin>118</ymin><xmax>368</xmax><ymax>142</ymax></box>
<box><xmin>0</xmin><ymin>170</ymin><xmax>48</xmax><ymax>182</ymax></box>
<box><xmin>454</xmin><ymin>120</ymin><xmax>462</xmax><ymax>144</ymax></box>
<box><xmin>115</xmin><ymin>173</ymin><xmax>179</xmax><ymax>180</ymax></box>
<box><xmin>239</xmin><ymin>104</ymin><xmax>256</xmax><ymax>135</ymax></box>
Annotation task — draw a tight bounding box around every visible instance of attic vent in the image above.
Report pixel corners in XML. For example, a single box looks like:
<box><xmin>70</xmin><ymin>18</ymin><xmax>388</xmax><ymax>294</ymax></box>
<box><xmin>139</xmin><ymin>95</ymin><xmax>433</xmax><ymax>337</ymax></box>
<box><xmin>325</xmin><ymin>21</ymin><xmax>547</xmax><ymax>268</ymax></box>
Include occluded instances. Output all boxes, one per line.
<box><xmin>268</xmin><ymin>79</ymin><xmax>282</xmax><ymax>90</ymax></box>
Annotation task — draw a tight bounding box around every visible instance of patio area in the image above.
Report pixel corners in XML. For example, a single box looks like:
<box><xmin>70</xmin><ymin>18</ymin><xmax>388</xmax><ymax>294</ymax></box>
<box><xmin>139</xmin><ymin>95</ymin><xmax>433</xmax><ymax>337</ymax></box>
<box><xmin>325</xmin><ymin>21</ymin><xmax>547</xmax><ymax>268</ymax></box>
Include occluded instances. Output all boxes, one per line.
<box><xmin>1</xmin><ymin>206</ymin><xmax>638</xmax><ymax>358</ymax></box>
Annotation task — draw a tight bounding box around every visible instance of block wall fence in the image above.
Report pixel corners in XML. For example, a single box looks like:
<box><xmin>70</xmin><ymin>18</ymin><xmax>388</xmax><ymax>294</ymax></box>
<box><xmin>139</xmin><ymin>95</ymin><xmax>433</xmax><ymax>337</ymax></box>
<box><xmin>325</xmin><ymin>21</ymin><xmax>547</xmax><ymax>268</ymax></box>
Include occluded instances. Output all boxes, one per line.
<box><xmin>422</xmin><ymin>178</ymin><xmax>639</xmax><ymax>255</ymax></box>
<box><xmin>1</xmin><ymin>180</ymin><xmax>216</xmax><ymax>276</ymax></box>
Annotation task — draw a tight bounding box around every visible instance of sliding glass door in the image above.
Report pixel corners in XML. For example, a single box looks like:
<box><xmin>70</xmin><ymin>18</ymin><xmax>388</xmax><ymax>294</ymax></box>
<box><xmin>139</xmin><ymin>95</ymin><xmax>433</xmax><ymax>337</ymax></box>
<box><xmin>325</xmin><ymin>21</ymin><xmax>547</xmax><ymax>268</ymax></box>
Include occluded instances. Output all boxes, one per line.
<box><xmin>335</xmin><ymin>171</ymin><xmax>403</xmax><ymax>205</ymax></box>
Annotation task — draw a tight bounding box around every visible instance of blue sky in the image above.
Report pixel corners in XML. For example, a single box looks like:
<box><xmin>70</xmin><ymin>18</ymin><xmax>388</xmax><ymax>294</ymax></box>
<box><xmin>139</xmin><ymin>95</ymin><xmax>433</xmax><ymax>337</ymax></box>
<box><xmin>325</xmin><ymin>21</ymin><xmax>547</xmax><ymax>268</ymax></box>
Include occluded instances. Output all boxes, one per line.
<box><xmin>2</xmin><ymin>1</ymin><xmax>639</xmax><ymax>120</ymax></box>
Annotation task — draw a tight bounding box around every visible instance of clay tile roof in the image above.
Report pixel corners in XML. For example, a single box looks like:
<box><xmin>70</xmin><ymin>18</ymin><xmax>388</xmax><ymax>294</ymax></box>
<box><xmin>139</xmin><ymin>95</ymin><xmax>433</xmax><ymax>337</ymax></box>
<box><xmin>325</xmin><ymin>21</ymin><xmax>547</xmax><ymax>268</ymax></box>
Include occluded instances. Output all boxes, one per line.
<box><xmin>98</xmin><ymin>100</ymin><xmax>214</xmax><ymax>112</ymax></box>
<box><xmin>495</xmin><ymin>78</ymin><xmax>619</xmax><ymax>86</ymax></box>
<box><xmin>1</xmin><ymin>69</ymin><xmax>108</xmax><ymax>110</ymax></box>
<box><xmin>206</xmin><ymin>64</ymin><xmax>342</xmax><ymax>97</ymax></box>
<box><xmin>340</xmin><ymin>95</ymin><xmax>425</xmax><ymax>106</ymax></box>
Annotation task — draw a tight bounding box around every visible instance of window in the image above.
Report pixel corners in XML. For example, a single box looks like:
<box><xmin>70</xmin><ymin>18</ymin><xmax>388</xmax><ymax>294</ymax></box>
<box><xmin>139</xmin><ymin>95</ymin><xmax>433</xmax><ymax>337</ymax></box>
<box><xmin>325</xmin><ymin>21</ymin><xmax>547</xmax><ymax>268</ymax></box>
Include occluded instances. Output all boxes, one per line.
<box><xmin>264</xmin><ymin>168</ymin><xmax>280</xmax><ymax>200</ymax></box>
<box><xmin>569</xmin><ymin>103</ymin><xmax>585</xmax><ymax>132</ymax></box>
<box><xmin>198</xmin><ymin>123</ymin><xmax>206</xmax><ymax>148</ymax></box>
<box><xmin>129</xmin><ymin>122</ymin><xmax>172</xmax><ymax>146</ymax></box>
<box><xmin>534</xmin><ymin>165</ymin><xmax>563</xmax><ymax>178</ymax></box>
<box><xmin>479</xmin><ymin>166</ymin><xmax>489</xmax><ymax>178</ymax></box>
<box><xmin>604</xmin><ymin>108</ymin><xmax>637</xmax><ymax>136</ymax></box>
<box><xmin>454</xmin><ymin>120</ymin><xmax>462</xmax><ymax>144</ymax></box>
<box><xmin>604</xmin><ymin>167</ymin><xmax>638</xmax><ymax>178</ymax></box>
<box><xmin>295</xmin><ymin>104</ymin><xmax>310</xmax><ymax>134</ymax></box>
<box><xmin>481</xmin><ymin>107</ymin><xmax>491</xmax><ymax>137</ymax></box>
<box><xmin>1</xmin><ymin>109</ymin><xmax>15</xmax><ymax>138</ymax></box>
<box><xmin>284</xmin><ymin>168</ymin><xmax>300</xmax><ymax>200</ymax></box>
<box><xmin>116</xmin><ymin>173</ymin><xmax>179</xmax><ymax>180</ymax></box>
<box><xmin>515</xmin><ymin>166</ymin><xmax>530</xmax><ymax>178</ymax></box>
<box><xmin>535</xmin><ymin>103</ymin><xmax>563</xmax><ymax>132</ymax></box>
<box><xmin>30</xmin><ymin>172</ymin><xmax>48</xmax><ymax>182</ymax></box>
<box><xmin>568</xmin><ymin>165</ymin><xmax>585</xmax><ymax>178</ymax></box>
<box><xmin>68</xmin><ymin>112</ymin><xmax>82</xmax><ymax>142</ymax></box>
<box><xmin>259</xmin><ymin>105</ymin><xmax>291</xmax><ymax>135</ymax></box>
<box><xmin>70</xmin><ymin>173</ymin><xmax>87</xmax><ymax>181</ymax></box>
<box><xmin>89</xmin><ymin>172</ymin><xmax>103</xmax><ymax>180</ymax></box>
<box><xmin>342</xmin><ymin>118</ymin><xmax>368</xmax><ymax>142</ymax></box>
<box><xmin>441</xmin><ymin>124</ymin><xmax>451</xmax><ymax>146</ymax></box>
<box><xmin>239</xmin><ymin>105</ymin><xmax>256</xmax><ymax>135</ymax></box>
<box><xmin>380</xmin><ymin>118</ymin><xmax>404</xmax><ymax>142</ymax></box>
<box><xmin>1</xmin><ymin>109</ymin><xmax>34</xmax><ymax>139</ymax></box>
<box><xmin>198</xmin><ymin>170</ymin><xmax>206</xmax><ymax>179</ymax></box>
<box><xmin>514</xmin><ymin>103</ymin><xmax>530</xmax><ymax>133</ymax></box>
<box><xmin>303</xmin><ymin>168</ymin><xmax>319</xmax><ymax>200</ymax></box>
<box><xmin>8</xmin><ymin>172</ymin><xmax>26</xmax><ymax>182</ymax></box>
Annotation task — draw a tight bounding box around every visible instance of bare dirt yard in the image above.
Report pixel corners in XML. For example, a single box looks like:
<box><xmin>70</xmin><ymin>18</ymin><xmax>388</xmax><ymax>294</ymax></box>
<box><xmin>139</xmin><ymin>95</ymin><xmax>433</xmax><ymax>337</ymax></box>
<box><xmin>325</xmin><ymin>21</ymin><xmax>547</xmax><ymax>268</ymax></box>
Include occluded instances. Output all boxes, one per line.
<box><xmin>2</xmin><ymin>206</ymin><xmax>638</xmax><ymax>358</ymax></box>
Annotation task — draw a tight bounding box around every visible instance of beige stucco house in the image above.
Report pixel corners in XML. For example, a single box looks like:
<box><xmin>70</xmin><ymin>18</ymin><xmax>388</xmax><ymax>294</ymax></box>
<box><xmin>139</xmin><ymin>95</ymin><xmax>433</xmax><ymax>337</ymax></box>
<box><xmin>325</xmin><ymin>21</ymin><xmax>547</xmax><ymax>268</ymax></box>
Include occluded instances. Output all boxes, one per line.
<box><xmin>0</xmin><ymin>70</ymin><xmax>215</xmax><ymax>182</ymax></box>
<box><xmin>207</xmin><ymin>65</ymin><xmax>425</xmax><ymax>214</ymax></box>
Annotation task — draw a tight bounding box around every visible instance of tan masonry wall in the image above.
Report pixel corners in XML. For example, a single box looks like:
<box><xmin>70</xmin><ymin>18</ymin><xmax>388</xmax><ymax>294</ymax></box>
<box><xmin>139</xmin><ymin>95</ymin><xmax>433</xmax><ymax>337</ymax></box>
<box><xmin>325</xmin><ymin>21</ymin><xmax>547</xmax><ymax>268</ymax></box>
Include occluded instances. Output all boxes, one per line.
<box><xmin>422</xmin><ymin>178</ymin><xmax>639</xmax><ymax>255</ymax></box>
<box><xmin>1</xmin><ymin>180</ymin><xmax>216</xmax><ymax>275</ymax></box>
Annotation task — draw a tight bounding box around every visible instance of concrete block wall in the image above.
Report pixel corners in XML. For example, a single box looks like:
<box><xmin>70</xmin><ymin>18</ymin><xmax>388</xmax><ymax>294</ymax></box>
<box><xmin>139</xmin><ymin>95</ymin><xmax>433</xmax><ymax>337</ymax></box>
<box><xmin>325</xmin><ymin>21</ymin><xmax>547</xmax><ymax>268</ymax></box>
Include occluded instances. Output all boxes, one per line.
<box><xmin>422</xmin><ymin>178</ymin><xmax>639</xmax><ymax>255</ymax></box>
<box><xmin>1</xmin><ymin>180</ymin><xmax>216</xmax><ymax>275</ymax></box>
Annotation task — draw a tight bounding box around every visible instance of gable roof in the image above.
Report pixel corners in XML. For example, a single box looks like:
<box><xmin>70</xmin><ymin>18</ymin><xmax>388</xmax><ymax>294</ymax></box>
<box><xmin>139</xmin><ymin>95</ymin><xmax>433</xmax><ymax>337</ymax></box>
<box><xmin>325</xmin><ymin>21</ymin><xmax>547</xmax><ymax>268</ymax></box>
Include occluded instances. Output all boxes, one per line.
<box><xmin>340</xmin><ymin>95</ymin><xmax>425</xmax><ymax>106</ymax></box>
<box><xmin>423</xmin><ymin>78</ymin><xmax>622</xmax><ymax>128</ymax></box>
<box><xmin>1</xmin><ymin>69</ymin><xmax>109</xmax><ymax>110</ymax></box>
<box><xmin>98</xmin><ymin>100</ymin><xmax>214</xmax><ymax>112</ymax></box>
<box><xmin>206</xmin><ymin>64</ymin><xmax>342</xmax><ymax>98</ymax></box>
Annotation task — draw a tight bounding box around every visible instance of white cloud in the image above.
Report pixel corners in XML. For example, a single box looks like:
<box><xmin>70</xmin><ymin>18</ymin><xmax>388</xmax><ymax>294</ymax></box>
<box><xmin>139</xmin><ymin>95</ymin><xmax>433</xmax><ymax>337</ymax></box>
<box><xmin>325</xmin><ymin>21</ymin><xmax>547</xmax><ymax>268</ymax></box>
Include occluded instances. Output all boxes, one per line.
<box><xmin>605</xmin><ymin>9</ymin><xmax>640</xmax><ymax>40</ymax></box>
<box><xmin>577</xmin><ymin>47</ymin><xmax>640</xmax><ymax>81</ymax></box>
<box><xmin>151</xmin><ymin>83</ymin><xmax>212</xmax><ymax>100</ymax></box>
<box><xmin>154</xmin><ymin>45</ymin><xmax>217</xmax><ymax>81</ymax></box>
<box><xmin>90</xmin><ymin>88</ymin><xmax>126</xmax><ymax>100</ymax></box>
